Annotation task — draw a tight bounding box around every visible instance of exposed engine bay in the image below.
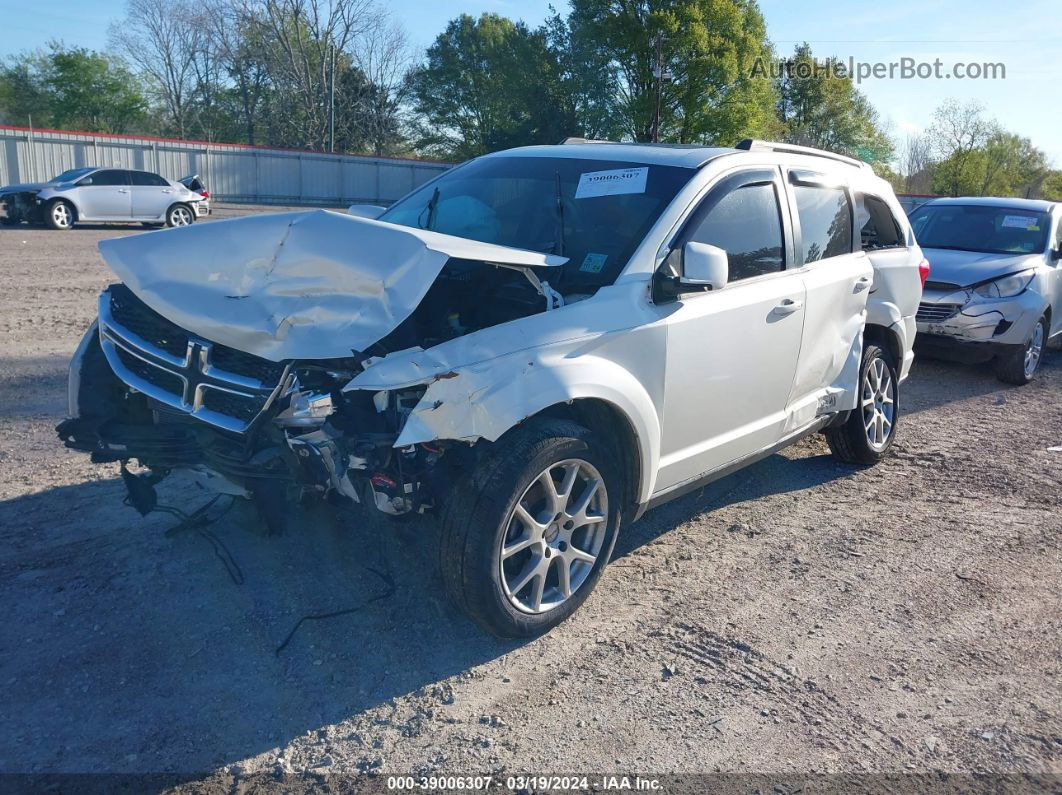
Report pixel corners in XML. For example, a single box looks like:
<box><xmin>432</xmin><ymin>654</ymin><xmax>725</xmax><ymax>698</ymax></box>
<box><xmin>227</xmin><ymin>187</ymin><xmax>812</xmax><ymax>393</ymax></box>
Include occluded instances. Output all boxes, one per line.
<box><xmin>57</xmin><ymin>217</ymin><xmax>577</xmax><ymax>526</ymax></box>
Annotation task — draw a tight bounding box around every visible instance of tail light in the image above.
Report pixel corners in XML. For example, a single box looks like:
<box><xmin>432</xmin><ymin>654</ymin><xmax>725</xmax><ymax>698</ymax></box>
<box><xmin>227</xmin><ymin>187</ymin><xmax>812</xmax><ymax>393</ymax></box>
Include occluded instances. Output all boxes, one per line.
<box><xmin>917</xmin><ymin>258</ymin><xmax>930</xmax><ymax>290</ymax></box>
<box><xmin>199</xmin><ymin>190</ymin><xmax>209</xmax><ymax>198</ymax></box>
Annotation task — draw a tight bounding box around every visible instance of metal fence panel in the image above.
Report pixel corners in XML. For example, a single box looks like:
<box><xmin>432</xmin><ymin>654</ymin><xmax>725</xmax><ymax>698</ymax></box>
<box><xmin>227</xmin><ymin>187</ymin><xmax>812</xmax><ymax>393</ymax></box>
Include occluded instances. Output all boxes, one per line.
<box><xmin>0</xmin><ymin>126</ymin><xmax>451</xmax><ymax>205</ymax></box>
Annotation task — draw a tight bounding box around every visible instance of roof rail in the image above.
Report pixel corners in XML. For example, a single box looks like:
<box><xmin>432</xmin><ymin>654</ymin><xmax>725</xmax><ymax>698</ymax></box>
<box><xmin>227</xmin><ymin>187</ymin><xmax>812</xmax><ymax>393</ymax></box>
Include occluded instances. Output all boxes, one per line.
<box><xmin>735</xmin><ymin>139</ymin><xmax>872</xmax><ymax>170</ymax></box>
<box><xmin>558</xmin><ymin>136</ymin><xmax>618</xmax><ymax>145</ymax></box>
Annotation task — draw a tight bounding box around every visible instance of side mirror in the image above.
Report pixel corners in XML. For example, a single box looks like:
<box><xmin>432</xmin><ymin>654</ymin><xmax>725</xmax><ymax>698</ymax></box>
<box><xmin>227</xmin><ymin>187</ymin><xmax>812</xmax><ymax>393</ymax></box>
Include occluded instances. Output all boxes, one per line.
<box><xmin>1052</xmin><ymin>247</ymin><xmax>1062</xmax><ymax>262</ymax></box>
<box><xmin>680</xmin><ymin>241</ymin><xmax>729</xmax><ymax>291</ymax></box>
<box><xmin>347</xmin><ymin>204</ymin><xmax>386</xmax><ymax>220</ymax></box>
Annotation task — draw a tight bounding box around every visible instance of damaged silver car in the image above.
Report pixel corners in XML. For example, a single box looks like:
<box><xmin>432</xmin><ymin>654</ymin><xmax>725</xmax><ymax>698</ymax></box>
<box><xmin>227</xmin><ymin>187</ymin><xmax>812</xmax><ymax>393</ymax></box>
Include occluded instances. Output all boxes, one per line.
<box><xmin>911</xmin><ymin>197</ymin><xmax>1062</xmax><ymax>384</ymax></box>
<box><xmin>58</xmin><ymin>139</ymin><xmax>923</xmax><ymax>637</ymax></box>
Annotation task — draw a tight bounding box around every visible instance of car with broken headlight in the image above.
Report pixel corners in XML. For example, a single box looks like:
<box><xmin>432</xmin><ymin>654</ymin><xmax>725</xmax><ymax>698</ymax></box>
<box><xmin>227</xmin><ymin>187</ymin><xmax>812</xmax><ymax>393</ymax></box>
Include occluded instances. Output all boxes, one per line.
<box><xmin>910</xmin><ymin>197</ymin><xmax>1061</xmax><ymax>384</ymax></box>
<box><xmin>57</xmin><ymin>138</ymin><xmax>924</xmax><ymax>637</ymax></box>
<box><xmin>0</xmin><ymin>167</ymin><xmax>205</xmax><ymax>229</ymax></box>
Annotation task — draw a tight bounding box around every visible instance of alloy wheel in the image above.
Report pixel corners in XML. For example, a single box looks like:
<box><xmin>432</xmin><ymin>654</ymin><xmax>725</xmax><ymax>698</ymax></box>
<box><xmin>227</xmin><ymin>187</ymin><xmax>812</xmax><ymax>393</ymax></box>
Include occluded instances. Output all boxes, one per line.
<box><xmin>52</xmin><ymin>203</ymin><xmax>71</xmax><ymax>228</ymax></box>
<box><xmin>862</xmin><ymin>357</ymin><xmax>895</xmax><ymax>451</ymax></box>
<box><xmin>499</xmin><ymin>459</ymin><xmax>608</xmax><ymax>614</ymax></box>
<box><xmin>170</xmin><ymin>206</ymin><xmax>193</xmax><ymax>226</ymax></box>
<box><xmin>1024</xmin><ymin>322</ymin><xmax>1045</xmax><ymax>379</ymax></box>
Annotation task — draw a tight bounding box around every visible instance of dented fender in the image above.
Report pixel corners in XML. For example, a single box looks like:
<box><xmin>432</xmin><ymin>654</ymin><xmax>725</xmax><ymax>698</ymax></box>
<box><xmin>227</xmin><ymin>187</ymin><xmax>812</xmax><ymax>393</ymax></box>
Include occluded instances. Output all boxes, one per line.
<box><xmin>344</xmin><ymin>287</ymin><xmax>665</xmax><ymax>503</ymax></box>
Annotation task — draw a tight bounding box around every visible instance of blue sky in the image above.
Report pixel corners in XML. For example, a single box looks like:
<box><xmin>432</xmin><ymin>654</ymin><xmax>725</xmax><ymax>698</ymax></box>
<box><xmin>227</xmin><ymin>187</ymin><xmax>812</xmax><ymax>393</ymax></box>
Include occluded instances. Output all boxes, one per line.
<box><xmin>3</xmin><ymin>0</ymin><xmax>1059</xmax><ymax>164</ymax></box>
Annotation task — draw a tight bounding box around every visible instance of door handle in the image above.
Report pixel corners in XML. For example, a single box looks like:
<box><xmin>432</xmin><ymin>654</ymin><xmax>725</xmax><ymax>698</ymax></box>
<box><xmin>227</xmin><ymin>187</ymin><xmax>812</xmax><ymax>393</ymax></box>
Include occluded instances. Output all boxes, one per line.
<box><xmin>162</xmin><ymin>189</ymin><xmax>172</xmax><ymax>193</ymax></box>
<box><xmin>773</xmin><ymin>298</ymin><xmax>803</xmax><ymax>316</ymax></box>
<box><xmin>117</xmin><ymin>189</ymin><xmax>129</xmax><ymax>193</ymax></box>
<box><xmin>853</xmin><ymin>276</ymin><xmax>872</xmax><ymax>293</ymax></box>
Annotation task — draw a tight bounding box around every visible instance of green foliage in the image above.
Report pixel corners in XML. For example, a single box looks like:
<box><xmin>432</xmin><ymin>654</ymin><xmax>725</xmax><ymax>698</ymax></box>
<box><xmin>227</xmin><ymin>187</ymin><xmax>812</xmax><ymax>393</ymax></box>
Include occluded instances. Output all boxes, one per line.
<box><xmin>407</xmin><ymin>14</ymin><xmax>575</xmax><ymax>159</ymax></box>
<box><xmin>564</xmin><ymin>0</ymin><xmax>777</xmax><ymax>144</ymax></box>
<box><xmin>1042</xmin><ymin>171</ymin><xmax>1062</xmax><ymax>202</ymax></box>
<box><xmin>775</xmin><ymin>44</ymin><xmax>893</xmax><ymax>165</ymax></box>
<box><xmin>0</xmin><ymin>45</ymin><xmax>147</xmax><ymax>133</ymax></box>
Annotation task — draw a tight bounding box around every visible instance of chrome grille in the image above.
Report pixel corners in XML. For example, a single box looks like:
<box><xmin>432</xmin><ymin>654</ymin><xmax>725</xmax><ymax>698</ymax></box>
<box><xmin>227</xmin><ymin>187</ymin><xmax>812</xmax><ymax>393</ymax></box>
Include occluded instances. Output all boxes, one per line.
<box><xmin>98</xmin><ymin>286</ymin><xmax>289</xmax><ymax>433</ymax></box>
<box><xmin>916</xmin><ymin>302</ymin><xmax>962</xmax><ymax>323</ymax></box>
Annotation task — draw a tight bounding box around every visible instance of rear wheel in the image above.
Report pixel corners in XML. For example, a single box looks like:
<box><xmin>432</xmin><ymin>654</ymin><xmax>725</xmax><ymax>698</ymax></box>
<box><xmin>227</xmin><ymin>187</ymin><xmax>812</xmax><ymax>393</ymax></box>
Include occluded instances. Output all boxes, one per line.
<box><xmin>166</xmin><ymin>204</ymin><xmax>194</xmax><ymax>228</ymax></box>
<box><xmin>439</xmin><ymin>418</ymin><xmax>622</xmax><ymax>638</ymax></box>
<box><xmin>826</xmin><ymin>343</ymin><xmax>898</xmax><ymax>466</ymax></box>
<box><xmin>995</xmin><ymin>314</ymin><xmax>1047</xmax><ymax>385</ymax></box>
<box><xmin>46</xmin><ymin>199</ymin><xmax>74</xmax><ymax>230</ymax></box>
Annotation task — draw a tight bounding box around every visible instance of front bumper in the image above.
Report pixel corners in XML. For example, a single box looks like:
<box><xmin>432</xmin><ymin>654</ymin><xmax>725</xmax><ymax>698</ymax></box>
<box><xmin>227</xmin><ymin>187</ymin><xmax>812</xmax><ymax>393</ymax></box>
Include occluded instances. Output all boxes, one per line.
<box><xmin>915</xmin><ymin>287</ymin><xmax>1044</xmax><ymax>347</ymax></box>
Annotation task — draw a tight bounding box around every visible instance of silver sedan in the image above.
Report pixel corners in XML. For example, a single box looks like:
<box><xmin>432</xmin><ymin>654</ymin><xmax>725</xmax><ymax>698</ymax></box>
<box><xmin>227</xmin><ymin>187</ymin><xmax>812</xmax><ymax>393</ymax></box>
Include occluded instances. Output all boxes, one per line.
<box><xmin>0</xmin><ymin>167</ymin><xmax>206</xmax><ymax>230</ymax></box>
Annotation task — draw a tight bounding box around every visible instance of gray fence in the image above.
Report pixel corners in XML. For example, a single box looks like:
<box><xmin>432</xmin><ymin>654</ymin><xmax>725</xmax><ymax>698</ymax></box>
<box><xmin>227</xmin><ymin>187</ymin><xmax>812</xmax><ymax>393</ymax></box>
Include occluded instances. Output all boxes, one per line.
<box><xmin>0</xmin><ymin>126</ymin><xmax>451</xmax><ymax>206</ymax></box>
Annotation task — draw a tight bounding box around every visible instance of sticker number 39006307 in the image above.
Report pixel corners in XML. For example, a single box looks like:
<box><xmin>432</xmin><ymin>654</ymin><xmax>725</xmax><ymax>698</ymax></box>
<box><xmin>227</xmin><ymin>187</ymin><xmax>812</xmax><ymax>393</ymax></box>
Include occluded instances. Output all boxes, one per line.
<box><xmin>574</xmin><ymin>167</ymin><xmax>649</xmax><ymax>199</ymax></box>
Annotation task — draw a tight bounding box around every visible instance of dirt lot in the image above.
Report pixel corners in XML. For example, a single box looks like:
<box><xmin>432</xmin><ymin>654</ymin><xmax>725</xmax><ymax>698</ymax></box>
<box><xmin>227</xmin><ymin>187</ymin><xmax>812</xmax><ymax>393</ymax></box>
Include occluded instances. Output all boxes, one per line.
<box><xmin>0</xmin><ymin>207</ymin><xmax>1059</xmax><ymax>788</ymax></box>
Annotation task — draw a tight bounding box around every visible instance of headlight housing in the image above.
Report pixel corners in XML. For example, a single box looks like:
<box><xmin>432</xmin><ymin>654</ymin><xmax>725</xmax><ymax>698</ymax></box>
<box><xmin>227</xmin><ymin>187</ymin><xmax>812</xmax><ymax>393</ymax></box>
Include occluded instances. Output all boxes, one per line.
<box><xmin>973</xmin><ymin>271</ymin><xmax>1034</xmax><ymax>299</ymax></box>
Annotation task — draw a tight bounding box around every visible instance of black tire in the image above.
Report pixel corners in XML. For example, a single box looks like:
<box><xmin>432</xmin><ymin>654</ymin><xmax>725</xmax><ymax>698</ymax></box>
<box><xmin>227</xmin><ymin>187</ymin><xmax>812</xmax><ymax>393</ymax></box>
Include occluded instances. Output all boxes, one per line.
<box><xmin>826</xmin><ymin>343</ymin><xmax>899</xmax><ymax>466</ymax></box>
<box><xmin>45</xmin><ymin>199</ymin><xmax>75</xmax><ymax>230</ymax></box>
<box><xmin>994</xmin><ymin>315</ymin><xmax>1048</xmax><ymax>385</ymax></box>
<box><xmin>165</xmin><ymin>204</ymin><xmax>195</xmax><ymax>228</ymax></box>
<box><xmin>438</xmin><ymin>418</ymin><xmax>623</xmax><ymax>638</ymax></box>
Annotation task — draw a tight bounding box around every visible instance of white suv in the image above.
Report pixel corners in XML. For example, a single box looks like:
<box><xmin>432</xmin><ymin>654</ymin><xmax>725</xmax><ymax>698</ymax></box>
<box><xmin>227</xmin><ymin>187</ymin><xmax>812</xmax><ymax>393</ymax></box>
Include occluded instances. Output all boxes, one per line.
<box><xmin>59</xmin><ymin>139</ymin><xmax>925</xmax><ymax>637</ymax></box>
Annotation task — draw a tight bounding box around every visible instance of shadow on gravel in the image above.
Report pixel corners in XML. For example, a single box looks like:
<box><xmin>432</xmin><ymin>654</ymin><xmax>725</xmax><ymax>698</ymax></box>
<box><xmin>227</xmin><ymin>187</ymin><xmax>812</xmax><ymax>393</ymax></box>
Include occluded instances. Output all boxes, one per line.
<box><xmin>613</xmin><ymin>450</ymin><xmax>847</xmax><ymax>559</ymax></box>
<box><xmin>0</xmin><ymin>476</ymin><xmax>526</xmax><ymax>774</ymax></box>
<box><xmin>903</xmin><ymin>348</ymin><xmax>1060</xmax><ymax>416</ymax></box>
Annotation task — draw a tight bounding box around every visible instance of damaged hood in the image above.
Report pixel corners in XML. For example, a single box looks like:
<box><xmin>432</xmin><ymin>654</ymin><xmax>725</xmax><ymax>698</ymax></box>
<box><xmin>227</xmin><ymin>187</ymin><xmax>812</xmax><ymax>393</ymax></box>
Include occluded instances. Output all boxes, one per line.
<box><xmin>0</xmin><ymin>181</ymin><xmax>46</xmax><ymax>195</ymax></box>
<box><xmin>98</xmin><ymin>209</ymin><xmax>566</xmax><ymax>361</ymax></box>
<box><xmin>922</xmin><ymin>248</ymin><xmax>1042</xmax><ymax>288</ymax></box>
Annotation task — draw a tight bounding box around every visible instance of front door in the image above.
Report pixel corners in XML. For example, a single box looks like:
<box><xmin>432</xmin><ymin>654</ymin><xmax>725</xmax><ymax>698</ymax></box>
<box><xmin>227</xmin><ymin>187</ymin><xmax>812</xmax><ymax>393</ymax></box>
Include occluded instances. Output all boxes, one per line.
<box><xmin>655</xmin><ymin>168</ymin><xmax>806</xmax><ymax>493</ymax></box>
<box><xmin>74</xmin><ymin>169</ymin><xmax>130</xmax><ymax>219</ymax></box>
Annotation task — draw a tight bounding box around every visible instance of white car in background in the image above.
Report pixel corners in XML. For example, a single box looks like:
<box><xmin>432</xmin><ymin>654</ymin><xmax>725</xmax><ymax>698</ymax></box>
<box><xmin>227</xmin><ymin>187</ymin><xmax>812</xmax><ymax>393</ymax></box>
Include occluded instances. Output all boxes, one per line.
<box><xmin>59</xmin><ymin>139</ymin><xmax>924</xmax><ymax>637</ymax></box>
<box><xmin>0</xmin><ymin>167</ymin><xmax>206</xmax><ymax>230</ymax></box>
<box><xmin>911</xmin><ymin>197</ymin><xmax>1061</xmax><ymax>384</ymax></box>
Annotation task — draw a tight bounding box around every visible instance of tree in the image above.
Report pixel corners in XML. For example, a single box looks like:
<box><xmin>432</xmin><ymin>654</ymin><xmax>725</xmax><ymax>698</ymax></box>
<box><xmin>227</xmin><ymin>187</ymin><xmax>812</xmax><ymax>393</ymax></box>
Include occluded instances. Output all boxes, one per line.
<box><xmin>407</xmin><ymin>14</ymin><xmax>575</xmax><ymax>159</ymax></box>
<box><xmin>925</xmin><ymin>100</ymin><xmax>996</xmax><ymax>197</ymax></box>
<box><xmin>0</xmin><ymin>45</ymin><xmax>146</xmax><ymax>133</ymax></box>
<box><xmin>775</xmin><ymin>44</ymin><xmax>893</xmax><ymax>165</ymax></box>
<box><xmin>564</xmin><ymin>0</ymin><xmax>777</xmax><ymax>144</ymax></box>
<box><xmin>111</xmin><ymin>0</ymin><xmax>204</xmax><ymax>137</ymax></box>
<box><xmin>1041</xmin><ymin>171</ymin><xmax>1062</xmax><ymax>202</ymax></box>
<box><xmin>898</xmin><ymin>133</ymin><xmax>934</xmax><ymax>194</ymax></box>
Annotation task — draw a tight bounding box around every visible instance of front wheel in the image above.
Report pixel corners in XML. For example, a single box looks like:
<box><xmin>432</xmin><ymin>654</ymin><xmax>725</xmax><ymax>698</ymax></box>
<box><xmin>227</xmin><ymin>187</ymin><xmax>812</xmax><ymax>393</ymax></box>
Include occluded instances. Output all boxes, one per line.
<box><xmin>994</xmin><ymin>314</ymin><xmax>1047</xmax><ymax>385</ymax></box>
<box><xmin>46</xmin><ymin>199</ymin><xmax>75</xmax><ymax>230</ymax></box>
<box><xmin>166</xmin><ymin>204</ymin><xmax>195</xmax><ymax>228</ymax></box>
<box><xmin>439</xmin><ymin>418</ymin><xmax>622</xmax><ymax>638</ymax></box>
<box><xmin>826</xmin><ymin>343</ymin><xmax>899</xmax><ymax>466</ymax></box>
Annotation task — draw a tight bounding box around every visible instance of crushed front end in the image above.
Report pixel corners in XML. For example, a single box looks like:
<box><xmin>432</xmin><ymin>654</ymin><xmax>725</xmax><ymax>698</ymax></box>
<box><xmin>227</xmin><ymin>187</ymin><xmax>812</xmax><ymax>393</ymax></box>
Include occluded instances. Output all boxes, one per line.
<box><xmin>58</xmin><ymin>284</ymin><xmax>448</xmax><ymax>522</ymax></box>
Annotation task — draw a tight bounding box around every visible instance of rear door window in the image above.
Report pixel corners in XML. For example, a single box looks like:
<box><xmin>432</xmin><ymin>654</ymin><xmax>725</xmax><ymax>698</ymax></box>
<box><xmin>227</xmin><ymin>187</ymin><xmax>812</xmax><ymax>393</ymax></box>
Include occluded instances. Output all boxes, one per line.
<box><xmin>130</xmin><ymin>171</ymin><xmax>169</xmax><ymax>187</ymax></box>
<box><xmin>792</xmin><ymin>180</ymin><xmax>853</xmax><ymax>263</ymax></box>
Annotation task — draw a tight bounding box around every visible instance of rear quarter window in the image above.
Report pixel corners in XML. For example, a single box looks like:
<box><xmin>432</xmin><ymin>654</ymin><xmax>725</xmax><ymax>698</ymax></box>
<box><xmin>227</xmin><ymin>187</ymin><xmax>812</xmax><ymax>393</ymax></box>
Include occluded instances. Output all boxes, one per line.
<box><xmin>859</xmin><ymin>195</ymin><xmax>906</xmax><ymax>250</ymax></box>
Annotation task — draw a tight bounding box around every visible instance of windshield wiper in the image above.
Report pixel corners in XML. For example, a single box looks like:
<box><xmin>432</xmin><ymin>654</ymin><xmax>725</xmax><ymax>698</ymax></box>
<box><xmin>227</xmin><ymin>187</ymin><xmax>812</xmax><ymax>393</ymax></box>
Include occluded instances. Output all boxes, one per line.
<box><xmin>418</xmin><ymin>187</ymin><xmax>440</xmax><ymax>230</ymax></box>
<box><xmin>553</xmin><ymin>171</ymin><xmax>565</xmax><ymax>257</ymax></box>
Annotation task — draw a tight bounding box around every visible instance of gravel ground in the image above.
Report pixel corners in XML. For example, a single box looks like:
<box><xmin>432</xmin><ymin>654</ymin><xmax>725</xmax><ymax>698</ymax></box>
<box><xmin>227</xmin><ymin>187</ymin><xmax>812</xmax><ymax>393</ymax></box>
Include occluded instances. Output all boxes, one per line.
<box><xmin>0</xmin><ymin>207</ymin><xmax>1059</xmax><ymax>789</ymax></box>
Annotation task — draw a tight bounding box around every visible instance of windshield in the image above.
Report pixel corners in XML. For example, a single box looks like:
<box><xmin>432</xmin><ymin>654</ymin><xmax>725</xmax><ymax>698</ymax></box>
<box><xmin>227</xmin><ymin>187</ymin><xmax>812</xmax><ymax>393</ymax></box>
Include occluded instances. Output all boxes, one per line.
<box><xmin>48</xmin><ymin>168</ymin><xmax>96</xmax><ymax>185</ymax></box>
<box><xmin>909</xmin><ymin>204</ymin><xmax>1050</xmax><ymax>256</ymax></box>
<box><xmin>380</xmin><ymin>156</ymin><xmax>695</xmax><ymax>288</ymax></box>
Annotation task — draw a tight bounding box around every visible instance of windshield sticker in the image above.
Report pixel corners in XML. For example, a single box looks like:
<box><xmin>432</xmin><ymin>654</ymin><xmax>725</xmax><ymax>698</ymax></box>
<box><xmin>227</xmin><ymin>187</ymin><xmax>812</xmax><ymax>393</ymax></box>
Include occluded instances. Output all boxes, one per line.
<box><xmin>1001</xmin><ymin>214</ymin><xmax>1038</xmax><ymax>230</ymax></box>
<box><xmin>575</xmin><ymin>167</ymin><xmax>648</xmax><ymax>199</ymax></box>
<box><xmin>579</xmin><ymin>253</ymin><xmax>608</xmax><ymax>273</ymax></box>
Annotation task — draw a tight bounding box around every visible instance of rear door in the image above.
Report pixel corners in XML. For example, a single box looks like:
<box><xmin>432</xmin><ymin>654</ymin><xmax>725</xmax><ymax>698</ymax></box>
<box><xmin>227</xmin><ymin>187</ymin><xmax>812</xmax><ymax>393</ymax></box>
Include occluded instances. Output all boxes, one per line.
<box><xmin>75</xmin><ymin>169</ymin><xmax>130</xmax><ymax>219</ymax></box>
<box><xmin>783</xmin><ymin>169</ymin><xmax>872</xmax><ymax>418</ymax></box>
<box><xmin>129</xmin><ymin>170</ymin><xmax>174</xmax><ymax>219</ymax></box>
<box><xmin>654</xmin><ymin>167</ymin><xmax>806</xmax><ymax>492</ymax></box>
